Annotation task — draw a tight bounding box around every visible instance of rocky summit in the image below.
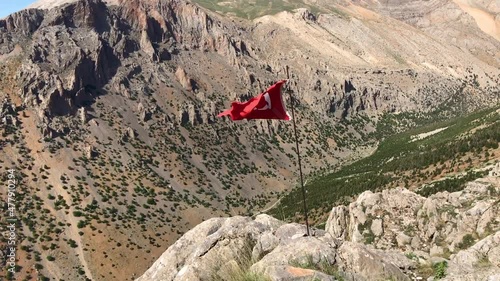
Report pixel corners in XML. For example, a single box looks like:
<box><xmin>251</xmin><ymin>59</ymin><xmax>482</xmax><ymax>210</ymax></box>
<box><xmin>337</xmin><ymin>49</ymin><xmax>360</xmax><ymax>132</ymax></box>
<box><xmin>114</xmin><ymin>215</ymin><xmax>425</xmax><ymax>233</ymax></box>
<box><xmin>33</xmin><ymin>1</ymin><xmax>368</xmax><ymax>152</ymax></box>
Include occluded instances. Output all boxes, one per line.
<box><xmin>0</xmin><ymin>0</ymin><xmax>499</xmax><ymax>280</ymax></box>
<box><xmin>137</xmin><ymin>168</ymin><xmax>500</xmax><ymax>281</ymax></box>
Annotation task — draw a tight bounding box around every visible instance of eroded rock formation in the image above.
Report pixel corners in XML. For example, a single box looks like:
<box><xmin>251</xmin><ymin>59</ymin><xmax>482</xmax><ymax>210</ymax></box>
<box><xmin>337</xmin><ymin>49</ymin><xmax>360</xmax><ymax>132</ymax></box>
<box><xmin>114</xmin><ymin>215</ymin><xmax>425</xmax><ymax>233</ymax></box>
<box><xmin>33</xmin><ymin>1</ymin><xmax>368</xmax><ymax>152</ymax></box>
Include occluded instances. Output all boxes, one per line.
<box><xmin>138</xmin><ymin>173</ymin><xmax>500</xmax><ymax>281</ymax></box>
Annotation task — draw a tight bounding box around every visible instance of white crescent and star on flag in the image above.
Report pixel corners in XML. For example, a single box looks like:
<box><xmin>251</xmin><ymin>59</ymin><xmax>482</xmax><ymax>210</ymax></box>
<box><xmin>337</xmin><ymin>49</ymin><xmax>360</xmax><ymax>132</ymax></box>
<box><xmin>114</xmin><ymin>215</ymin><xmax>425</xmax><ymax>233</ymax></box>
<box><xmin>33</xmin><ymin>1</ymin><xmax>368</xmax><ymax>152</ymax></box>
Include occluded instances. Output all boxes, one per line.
<box><xmin>255</xmin><ymin>92</ymin><xmax>272</xmax><ymax>111</ymax></box>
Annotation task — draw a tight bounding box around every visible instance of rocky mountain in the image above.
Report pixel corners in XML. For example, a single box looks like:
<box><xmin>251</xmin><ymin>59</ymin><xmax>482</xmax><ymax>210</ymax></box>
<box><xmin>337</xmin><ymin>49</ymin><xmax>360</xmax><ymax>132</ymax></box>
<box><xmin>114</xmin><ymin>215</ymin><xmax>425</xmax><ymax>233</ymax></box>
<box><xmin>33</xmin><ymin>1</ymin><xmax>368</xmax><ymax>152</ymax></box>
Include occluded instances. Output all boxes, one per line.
<box><xmin>0</xmin><ymin>0</ymin><xmax>499</xmax><ymax>280</ymax></box>
<box><xmin>137</xmin><ymin>165</ymin><xmax>500</xmax><ymax>281</ymax></box>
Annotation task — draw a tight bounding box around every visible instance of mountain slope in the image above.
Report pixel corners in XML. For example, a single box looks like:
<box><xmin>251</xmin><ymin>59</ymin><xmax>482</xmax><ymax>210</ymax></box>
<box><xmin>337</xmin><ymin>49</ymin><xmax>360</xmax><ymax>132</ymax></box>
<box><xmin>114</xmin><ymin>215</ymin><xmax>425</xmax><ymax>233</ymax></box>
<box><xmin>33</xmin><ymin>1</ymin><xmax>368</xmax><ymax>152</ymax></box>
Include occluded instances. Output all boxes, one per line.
<box><xmin>272</xmin><ymin>105</ymin><xmax>500</xmax><ymax>223</ymax></box>
<box><xmin>0</xmin><ymin>0</ymin><xmax>499</xmax><ymax>280</ymax></box>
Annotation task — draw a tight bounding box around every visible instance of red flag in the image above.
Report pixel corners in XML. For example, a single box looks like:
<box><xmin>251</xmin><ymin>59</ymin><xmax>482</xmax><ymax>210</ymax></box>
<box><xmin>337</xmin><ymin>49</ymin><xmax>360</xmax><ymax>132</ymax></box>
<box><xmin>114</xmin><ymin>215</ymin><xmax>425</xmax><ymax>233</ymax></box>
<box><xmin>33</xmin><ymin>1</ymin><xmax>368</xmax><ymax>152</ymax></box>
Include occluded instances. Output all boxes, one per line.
<box><xmin>217</xmin><ymin>80</ymin><xmax>290</xmax><ymax>121</ymax></box>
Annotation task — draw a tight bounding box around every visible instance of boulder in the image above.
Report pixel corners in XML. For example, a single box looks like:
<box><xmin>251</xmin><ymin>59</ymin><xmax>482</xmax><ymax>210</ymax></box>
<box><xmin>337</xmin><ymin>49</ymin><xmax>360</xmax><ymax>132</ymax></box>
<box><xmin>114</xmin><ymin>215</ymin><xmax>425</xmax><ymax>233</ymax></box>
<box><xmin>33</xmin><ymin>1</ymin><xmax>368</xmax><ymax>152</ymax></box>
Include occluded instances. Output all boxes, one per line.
<box><xmin>325</xmin><ymin>183</ymin><xmax>499</xmax><ymax>255</ymax></box>
<box><xmin>251</xmin><ymin>237</ymin><xmax>337</xmax><ymax>274</ymax></box>
<box><xmin>79</xmin><ymin>107</ymin><xmax>88</xmax><ymax>124</ymax></box>
<box><xmin>371</xmin><ymin>218</ymin><xmax>384</xmax><ymax>237</ymax></box>
<box><xmin>337</xmin><ymin>242</ymin><xmax>410</xmax><ymax>281</ymax></box>
<box><xmin>326</xmin><ymin>205</ymin><xmax>349</xmax><ymax>240</ymax></box>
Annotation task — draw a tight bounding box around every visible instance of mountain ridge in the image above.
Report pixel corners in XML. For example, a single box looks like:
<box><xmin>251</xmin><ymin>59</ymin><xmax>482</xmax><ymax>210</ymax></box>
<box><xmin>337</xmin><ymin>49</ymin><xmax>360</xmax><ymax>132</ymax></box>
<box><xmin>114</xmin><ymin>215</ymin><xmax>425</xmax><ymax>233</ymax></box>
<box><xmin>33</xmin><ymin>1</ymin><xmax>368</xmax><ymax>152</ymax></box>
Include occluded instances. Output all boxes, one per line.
<box><xmin>0</xmin><ymin>0</ymin><xmax>499</xmax><ymax>280</ymax></box>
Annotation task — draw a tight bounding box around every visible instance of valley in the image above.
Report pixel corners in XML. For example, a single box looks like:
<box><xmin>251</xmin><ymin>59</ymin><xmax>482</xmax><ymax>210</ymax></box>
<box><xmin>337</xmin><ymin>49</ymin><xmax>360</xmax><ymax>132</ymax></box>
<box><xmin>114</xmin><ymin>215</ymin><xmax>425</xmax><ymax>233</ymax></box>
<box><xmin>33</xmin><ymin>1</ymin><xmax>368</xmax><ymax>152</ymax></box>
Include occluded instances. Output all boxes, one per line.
<box><xmin>0</xmin><ymin>0</ymin><xmax>498</xmax><ymax>280</ymax></box>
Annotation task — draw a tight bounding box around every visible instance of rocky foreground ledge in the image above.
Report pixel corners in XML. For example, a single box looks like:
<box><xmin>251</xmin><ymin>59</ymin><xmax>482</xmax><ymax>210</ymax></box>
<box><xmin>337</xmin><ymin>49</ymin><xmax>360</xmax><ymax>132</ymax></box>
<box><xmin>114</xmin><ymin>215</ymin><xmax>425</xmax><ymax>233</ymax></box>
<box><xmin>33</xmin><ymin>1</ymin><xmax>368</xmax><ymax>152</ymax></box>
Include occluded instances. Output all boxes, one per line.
<box><xmin>137</xmin><ymin>175</ymin><xmax>500</xmax><ymax>281</ymax></box>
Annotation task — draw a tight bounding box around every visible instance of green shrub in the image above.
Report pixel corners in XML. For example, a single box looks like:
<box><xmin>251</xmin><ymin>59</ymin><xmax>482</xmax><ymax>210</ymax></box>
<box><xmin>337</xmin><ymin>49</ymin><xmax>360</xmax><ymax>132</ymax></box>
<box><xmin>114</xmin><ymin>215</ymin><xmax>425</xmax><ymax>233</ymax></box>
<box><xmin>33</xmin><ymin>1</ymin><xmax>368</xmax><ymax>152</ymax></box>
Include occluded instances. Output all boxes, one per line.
<box><xmin>77</xmin><ymin>220</ymin><xmax>87</xmax><ymax>228</ymax></box>
<box><xmin>457</xmin><ymin>234</ymin><xmax>475</xmax><ymax>249</ymax></box>
<box><xmin>289</xmin><ymin>255</ymin><xmax>344</xmax><ymax>280</ymax></box>
<box><xmin>433</xmin><ymin>261</ymin><xmax>447</xmax><ymax>279</ymax></box>
<box><xmin>68</xmin><ymin>239</ymin><xmax>78</xmax><ymax>248</ymax></box>
<box><xmin>73</xmin><ymin>210</ymin><xmax>84</xmax><ymax>217</ymax></box>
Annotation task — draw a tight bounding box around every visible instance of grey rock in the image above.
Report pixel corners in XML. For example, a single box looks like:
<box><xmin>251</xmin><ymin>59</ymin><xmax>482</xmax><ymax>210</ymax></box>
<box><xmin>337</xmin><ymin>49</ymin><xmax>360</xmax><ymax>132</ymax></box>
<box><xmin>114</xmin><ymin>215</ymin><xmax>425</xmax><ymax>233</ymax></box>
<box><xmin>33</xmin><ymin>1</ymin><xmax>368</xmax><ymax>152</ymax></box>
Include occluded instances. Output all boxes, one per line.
<box><xmin>411</xmin><ymin>236</ymin><xmax>422</xmax><ymax>249</ymax></box>
<box><xmin>124</xmin><ymin>127</ymin><xmax>136</xmax><ymax>140</ymax></box>
<box><xmin>337</xmin><ymin>242</ymin><xmax>410</xmax><ymax>281</ymax></box>
<box><xmin>175</xmin><ymin>67</ymin><xmax>195</xmax><ymax>91</ymax></box>
<box><xmin>489</xmin><ymin>163</ymin><xmax>500</xmax><ymax>177</ymax></box>
<box><xmin>326</xmin><ymin>205</ymin><xmax>349</xmax><ymax>240</ymax></box>
<box><xmin>371</xmin><ymin>218</ymin><xmax>383</xmax><ymax>237</ymax></box>
<box><xmin>429</xmin><ymin>245</ymin><xmax>444</xmax><ymax>257</ymax></box>
<box><xmin>293</xmin><ymin>8</ymin><xmax>316</xmax><ymax>22</ymax></box>
<box><xmin>252</xmin><ymin>232</ymin><xmax>279</xmax><ymax>261</ymax></box>
<box><xmin>137</xmin><ymin>178</ymin><xmax>500</xmax><ymax>281</ymax></box>
<box><xmin>254</xmin><ymin>214</ymin><xmax>285</xmax><ymax>232</ymax></box>
<box><xmin>443</xmin><ymin>231</ymin><xmax>500</xmax><ymax>281</ymax></box>
<box><xmin>263</xmin><ymin>265</ymin><xmax>336</xmax><ymax>281</ymax></box>
<box><xmin>84</xmin><ymin>145</ymin><xmax>97</xmax><ymax>159</ymax></box>
<box><xmin>140</xmin><ymin>110</ymin><xmax>152</xmax><ymax>122</ymax></box>
<box><xmin>41</xmin><ymin>124</ymin><xmax>55</xmax><ymax>138</ymax></box>
<box><xmin>251</xmin><ymin>237</ymin><xmax>337</xmax><ymax>273</ymax></box>
<box><xmin>79</xmin><ymin>107</ymin><xmax>88</xmax><ymax>124</ymax></box>
<box><xmin>137</xmin><ymin>214</ymin><xmax>414</xmax><ymax>281</ymax></box>
<box><xmin>326</xmin><ymin>183</ymin><xmax>500</xmax><ymax>256</ymax></box>
<box><xmin>275</xmin><ymin>223</ymin><xmax>309</xmax><ymax>241</ymax></box>
<box><xmin>0</xmin><ymin>98</ymin><xmax>20</xmax><ymax>127</ymax></box>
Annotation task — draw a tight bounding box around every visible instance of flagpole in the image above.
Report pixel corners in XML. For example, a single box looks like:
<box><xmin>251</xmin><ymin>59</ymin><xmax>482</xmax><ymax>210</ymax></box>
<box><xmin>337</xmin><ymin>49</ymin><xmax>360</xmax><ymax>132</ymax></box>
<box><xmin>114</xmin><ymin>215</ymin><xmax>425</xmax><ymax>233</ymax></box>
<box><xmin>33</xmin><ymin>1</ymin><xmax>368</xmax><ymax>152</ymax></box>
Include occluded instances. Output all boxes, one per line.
<box><xmin>286</xmin><ymin>66</ymin><xmax>310</xmax><ymax>236</ymax></box>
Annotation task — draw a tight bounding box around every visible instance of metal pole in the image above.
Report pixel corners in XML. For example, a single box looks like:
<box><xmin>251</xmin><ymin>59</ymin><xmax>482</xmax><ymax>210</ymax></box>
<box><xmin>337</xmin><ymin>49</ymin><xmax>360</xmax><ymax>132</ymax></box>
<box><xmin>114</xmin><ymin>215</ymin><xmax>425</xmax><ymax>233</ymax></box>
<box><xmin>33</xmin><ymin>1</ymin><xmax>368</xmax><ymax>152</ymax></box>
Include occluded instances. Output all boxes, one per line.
<box><xmin>286</xmin><ymin>66</ymin><xmax>310</xmax><ymax>236</ymax></box>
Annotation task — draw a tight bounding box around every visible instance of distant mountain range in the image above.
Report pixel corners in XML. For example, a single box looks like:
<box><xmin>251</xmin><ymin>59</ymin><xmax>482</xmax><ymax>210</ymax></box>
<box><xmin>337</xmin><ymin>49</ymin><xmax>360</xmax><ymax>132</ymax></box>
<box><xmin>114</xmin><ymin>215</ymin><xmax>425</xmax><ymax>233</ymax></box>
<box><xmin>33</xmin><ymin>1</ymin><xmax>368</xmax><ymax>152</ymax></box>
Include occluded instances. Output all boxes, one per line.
<box><xmin>0</xmin><ymin>0</ymin><xmax>498</xmax><ymax>280</ymax></box>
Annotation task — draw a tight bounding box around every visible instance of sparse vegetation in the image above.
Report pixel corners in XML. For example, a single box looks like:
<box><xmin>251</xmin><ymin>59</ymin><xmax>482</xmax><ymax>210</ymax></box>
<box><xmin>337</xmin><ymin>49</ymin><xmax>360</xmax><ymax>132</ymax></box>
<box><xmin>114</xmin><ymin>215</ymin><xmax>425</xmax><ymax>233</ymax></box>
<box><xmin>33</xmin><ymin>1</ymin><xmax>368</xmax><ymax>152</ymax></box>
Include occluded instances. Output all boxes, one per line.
<box><xmin>417</xmin><ymin>170</ymin><xmax>490</xmax><ymax>197</ymax></box>
<box><xmin>271</xmin><ymin>105</ymin><xmax>500</xmax><ymax>221</ymax></box>
<box><xmin>433</xmin><ymin>261</ymin><xmax>447</xmax><ymax>279</ymax></box>
<box><xmin>457</xmin><ymin>234</ymin><xmax>476</xmax><ymax>250</ymax></box>
<box><xmin>194</xmin><ymin>0</ymin><xmax>323</xmax><ymax>19</ymax></box>
<box><xmin>289</xmin><ymin>255</ymin><xmax>345</xmax><ymax>280</ymax></box>
<box><xmin>210</xmin><ymin>242</ymin><xmax>271</xmax><ymax>281</ymax></box>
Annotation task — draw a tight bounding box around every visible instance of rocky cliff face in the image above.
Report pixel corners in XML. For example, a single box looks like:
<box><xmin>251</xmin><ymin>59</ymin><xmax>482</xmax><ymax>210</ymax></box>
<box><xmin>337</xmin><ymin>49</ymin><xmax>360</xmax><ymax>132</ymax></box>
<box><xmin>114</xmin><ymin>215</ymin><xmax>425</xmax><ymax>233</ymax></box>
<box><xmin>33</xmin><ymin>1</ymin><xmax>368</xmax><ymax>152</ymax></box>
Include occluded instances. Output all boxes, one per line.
<box><xmin>7</xmin><ymin>0</ymin><xmax>251</xmax><ymax>119</ymax></box>
<box><xmin>2</xmin><ymin>0</ymin><xmax>498</xmax><ymax>127</ymax></box>
<box><xmin>1</xmin><ymin>0</ymin><xmax>499</xmax><ymax>280</ymax></box>
<box><xmin>138</xmin><ymin>170</ymin><xmax>500</xmax><ymax>281</ymax></box>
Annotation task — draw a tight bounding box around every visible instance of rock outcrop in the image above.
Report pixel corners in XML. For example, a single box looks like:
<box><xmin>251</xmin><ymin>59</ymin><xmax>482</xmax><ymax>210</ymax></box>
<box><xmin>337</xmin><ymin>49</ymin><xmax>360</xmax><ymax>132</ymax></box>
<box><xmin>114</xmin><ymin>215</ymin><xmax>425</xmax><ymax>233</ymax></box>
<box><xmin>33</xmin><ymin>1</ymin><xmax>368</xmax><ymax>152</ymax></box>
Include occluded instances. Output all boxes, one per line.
<box><xmin>0</xmin><ymin>98</ymin><xmax>20</xmax><ymax>127</ymax></box>
<box><xmin>137</xmin><ymin>215</ymin><xmax>411</xmax><ymax>281</ymax></box>
<box><xmin>0</xmin><ymin>9</ymin><xmax>44</xmax><ymax>54</ymax></box>
<box><xmin>1</xmin><ymin>0</ymin><xmax>500</xmax><ymax>280</ymax></box>
<box><xmin>443</xmin><ymin>231</ymin><xmax>500</xmax><ymax>281</ymax></box>
<box><xmin>139</xmin><ymin>174</ymin><xmax>500</xmax><ymax>281</ymax></box>
<box><xmin>324</xmin><ymin>176</ymin><xmax>500</xmax><ymax>281</ymax></box>
<box><xmin>1</xmin><ymin>0</ymin><xmax>498</xmax><ymax>131</ymax></box>
<box><xmin>2</xmin><ymin>0</ymin><xmax>251</xmax><ymax>127</ymax></box>
<box><xmin>325</xmin><ymin>180</ymin><xmax>500</xmax><ymax>255</ymax></box>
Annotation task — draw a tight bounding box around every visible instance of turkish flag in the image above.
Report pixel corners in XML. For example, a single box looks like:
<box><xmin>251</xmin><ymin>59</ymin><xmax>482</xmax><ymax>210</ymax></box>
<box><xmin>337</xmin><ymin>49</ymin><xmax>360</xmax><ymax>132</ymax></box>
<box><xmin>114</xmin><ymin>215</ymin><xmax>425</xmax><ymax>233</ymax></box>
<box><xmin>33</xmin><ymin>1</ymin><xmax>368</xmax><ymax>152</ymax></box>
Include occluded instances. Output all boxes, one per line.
<box><xmin>217</xmin><ymin>80</ymin><xmax>291</xmax><ymax>121</ymax></box>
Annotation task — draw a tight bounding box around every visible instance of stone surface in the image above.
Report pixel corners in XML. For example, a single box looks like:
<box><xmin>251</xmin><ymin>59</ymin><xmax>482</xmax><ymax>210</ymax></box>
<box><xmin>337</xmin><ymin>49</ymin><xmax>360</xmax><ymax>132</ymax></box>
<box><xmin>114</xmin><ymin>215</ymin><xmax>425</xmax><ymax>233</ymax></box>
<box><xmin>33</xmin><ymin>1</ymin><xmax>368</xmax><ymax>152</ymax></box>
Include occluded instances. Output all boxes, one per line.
<box><xmin>443</xmin><ymin>231</ymin><xmax>500</xmax><ymax>281</ymax></box>
<box><xmin>135</xmin><ymin>171</ymin><xmax>500</xmax><ymax>281</ymax></box>
<box><xmin>1</xmin><ymin>0</ymin><xmax>499</xmax><ymax>280</ymax></box>
<box><xmin>175</xmin><ymin>67</ymin><xmax>195</xmax><ymax>91</ymax></box>
<box><xmin>326</xmin><ymin>182</ymin><xmax>500</xmax><ymax>254</ymax></box>
<box><xmin>0</xmin><ymin>98</ymin><xmax>19</xmax><ymax>127</ymax></box>
<box><xmin>337</xmin><ymin>242</ymin><xmax>411</xmax><ymax>281</ymax></box>
<box><xmin>263</xmin><ymin>266</ymin><xmax>336</xmax><ymax>281</ymax></box>
<box><xmin>137</xmin><ymin>214</ymin><xmax>414</xmax><ymax>281</ymax></box>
